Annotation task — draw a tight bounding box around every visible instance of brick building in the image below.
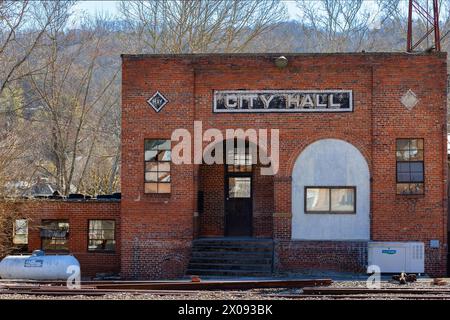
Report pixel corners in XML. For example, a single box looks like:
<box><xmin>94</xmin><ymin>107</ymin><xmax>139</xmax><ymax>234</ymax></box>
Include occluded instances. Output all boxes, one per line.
<box><xmin>10</xmin><ymin>52</ymin><xmax>449</xmax><ymax>279</ymax></box>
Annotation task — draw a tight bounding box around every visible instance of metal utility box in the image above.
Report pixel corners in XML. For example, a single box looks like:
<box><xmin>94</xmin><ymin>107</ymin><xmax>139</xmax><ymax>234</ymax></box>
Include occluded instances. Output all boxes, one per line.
<box><xmin>367</xmin><ymin>242</ymin><xmax>424</xmax><ymax>274</ymax></box>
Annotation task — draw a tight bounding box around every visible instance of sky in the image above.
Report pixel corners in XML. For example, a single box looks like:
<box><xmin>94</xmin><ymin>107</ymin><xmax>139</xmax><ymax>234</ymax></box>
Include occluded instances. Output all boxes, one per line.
<box><xmin>74</xmin><ymin>0</ymin><xmax>302</xmax><ymax>20</ymax></box>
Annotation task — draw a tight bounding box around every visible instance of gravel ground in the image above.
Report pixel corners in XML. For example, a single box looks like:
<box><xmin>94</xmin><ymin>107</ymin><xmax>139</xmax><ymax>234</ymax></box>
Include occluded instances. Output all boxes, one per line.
<box><xmin>0</xmin><ymin>289</ymin><xmax>290</xmax><ymax>300</ymax></box>
<box><xmin>1</xmin><ymin>278</ymin><xmax>450</xmax><ymax>300</ymax></box>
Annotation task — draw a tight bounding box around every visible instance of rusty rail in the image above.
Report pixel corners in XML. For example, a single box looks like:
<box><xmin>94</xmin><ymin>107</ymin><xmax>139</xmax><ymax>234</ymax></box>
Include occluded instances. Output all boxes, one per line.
<box><xmin>92</xmin><ymin>279</ymin><xmax>332</xmax><ymax>291</ymax></box>
<box><xmin>302</xmin><ymin>287</ymin><xmax>450</xmax><ymax>295</ymax></box>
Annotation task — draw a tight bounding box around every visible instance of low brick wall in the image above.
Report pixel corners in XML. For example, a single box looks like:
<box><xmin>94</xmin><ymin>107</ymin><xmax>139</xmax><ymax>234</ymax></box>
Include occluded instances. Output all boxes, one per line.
<box><xmin>121</xmin><ymin>239</ymin><xmax>192</xmax><ymax>280</ymax></box>
<box><xmin>275</xmin><ymin>240</ymin><xmax>368</xmax><ymax>274</ymax></box>
<box><xmin>5</xmin><ymin>200</ymin><xmax>121</xmax><ymax>278</ymax></box>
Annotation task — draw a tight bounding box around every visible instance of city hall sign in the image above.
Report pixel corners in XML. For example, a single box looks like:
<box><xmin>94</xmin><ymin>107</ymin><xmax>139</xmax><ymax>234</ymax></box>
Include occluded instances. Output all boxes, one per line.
<box><xmin>213</xmin><ymin>90</ymin><xmax>353</xmax><ymax>113</ymax></box>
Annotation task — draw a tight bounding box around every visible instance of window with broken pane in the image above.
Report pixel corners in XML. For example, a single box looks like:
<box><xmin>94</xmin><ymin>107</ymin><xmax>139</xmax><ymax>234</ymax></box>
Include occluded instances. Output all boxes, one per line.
<box><xmin>144</xmin><ymin>139</ymin><xmax>171</xmax><ymax>193</ymax></box>
<box><xmin>396</xmin><ymin>139</ymin><xmax>424</xmax><ymax>195</ymax></box>
<box><xmin>88</xmin><ymin>220</ymin><xmax>116</xmax><ymax>252</ymax></box>
<box><xmin>13</xmin><ymin>219</ymin><xmax>28</xmax><ymax>245</ymax></box>
<box><xmin>40</xmin><ymin>220</ymin><xmax>69</xmax><ymax>252</ymax></box>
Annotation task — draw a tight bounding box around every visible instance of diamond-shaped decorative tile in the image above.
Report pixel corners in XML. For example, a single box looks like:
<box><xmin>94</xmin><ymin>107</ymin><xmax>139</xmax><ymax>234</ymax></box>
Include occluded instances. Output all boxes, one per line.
<box><xmin>147</xmin><ymin>91</ymin><xmax>168</xmax><ymax>112</ymax></box>
<box><xmin>400</xmin><ymin>89</ymin><xmax>418</xmax><ymax>110</ymax></box>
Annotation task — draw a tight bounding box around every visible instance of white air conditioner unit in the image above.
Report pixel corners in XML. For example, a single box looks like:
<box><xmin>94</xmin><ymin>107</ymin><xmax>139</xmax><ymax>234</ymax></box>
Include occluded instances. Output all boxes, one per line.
<box><xmin>367</xmin><ymin>242</ymin><xmax>424</xmax><ymax>274</ymax></box>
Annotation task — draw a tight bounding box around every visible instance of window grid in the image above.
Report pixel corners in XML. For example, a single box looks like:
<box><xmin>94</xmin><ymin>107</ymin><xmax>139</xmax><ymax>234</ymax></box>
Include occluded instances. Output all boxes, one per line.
<box><xmin>396</xmin><ymin>138</ymin><xmax>424</xmax><ymax>195</ymax></box>
<box><xmin>88</xmin><ymin>220</ymin><xmax>116</xmax><ymax>252</ymax></box>
<box><xmin>227</xmin><ymin>147</ymin><xmax>253</xmax><ymax>173</ymax></box>
<box><xmin>144</xmin><ymin>139</ymin><xmax>171</xmax><ymax>193</ymax></box>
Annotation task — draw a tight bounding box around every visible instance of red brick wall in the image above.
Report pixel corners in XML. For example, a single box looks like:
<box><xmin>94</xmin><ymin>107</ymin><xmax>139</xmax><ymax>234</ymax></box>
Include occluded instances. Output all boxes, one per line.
<box><xmin>198</xmin><ymin>164</ymin><xmax>225</xmax><ymax>237</ymax></box>
<box><xmin>121</xmin><ymin>56</ymin><xmax>195</xmax><ymax>279</ymax></box>
<box><xmin>253</xmin><ymin>164</ymin><xmax>274</xmax><ymax>238</ymax></box>
<box><xmin>275</xmin><ymin>240</ymin><xmax>368</xmax><ymax>274</ymax></box>
<box><xmin>198</xmin><ymin>162</ymin><xmax>274</xmax><ymax>238</ymax></box>
<box><xmin>6</xmin><ymin>200</ymin><xmax>121</xmax><ymax>278</ymax></box>
<box><xmin>122</xmin><ymin>53</ymin><xmax>448</xmax><ymax>278</ymax></box>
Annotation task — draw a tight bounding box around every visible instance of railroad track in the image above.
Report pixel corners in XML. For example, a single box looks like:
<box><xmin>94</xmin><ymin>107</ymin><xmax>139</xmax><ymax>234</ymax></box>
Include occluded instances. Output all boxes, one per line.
<box><xmin>269</xmin><ymin>286</ymin><xmax>450</xmax><ymax>300</ymax></box>
<box><xmin>2</xmin><ymin>280</ymin><xmax>450</xmax><ymax>300</ymax></box>
<box><xmin>0</xmin><ymin>278</ymin><xmax>332</xmax><ymax>297</ymax></box>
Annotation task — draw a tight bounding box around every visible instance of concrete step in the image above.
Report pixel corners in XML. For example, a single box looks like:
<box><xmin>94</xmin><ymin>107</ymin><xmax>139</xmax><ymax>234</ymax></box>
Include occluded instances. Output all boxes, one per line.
<box><xmin>191</xmin><ymin>251</ymin><xmax>273</xmax><ymax>259</ymax></box>
<box><xmin>189</xmin><ymin>257</ymin><xmax>273</xmax><ymax>265</ymax></box>
<box><xmin>186</xmin><ymin>238</ymin><xmax>274</xmax><ymax>278</ymax></box>
<box><xmin>193</xmin><ymin>239</ymin><xmax>273</xmax><ymax>246</ymax></box>
<box><xmin>186</xmin><ymin>268</ymin><xmax>273</xmax><ymax>277</ymax></box>
<box><xmin>192</xmin><ymin>246</ymin><xmax>272</xmax><ymax>253</ymax></box>
<box><xmin>188</xmin><ymin>262</ymin><xmax>272</xmax><ymax>271</ymax></box>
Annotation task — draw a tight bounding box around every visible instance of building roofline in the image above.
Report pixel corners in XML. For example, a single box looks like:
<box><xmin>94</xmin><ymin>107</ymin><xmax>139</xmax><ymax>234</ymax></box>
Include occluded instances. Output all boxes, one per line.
<box><xmin>121</xmin><ymin>51</ymin><xmax>447</xmax><ymax>59</ymax></box>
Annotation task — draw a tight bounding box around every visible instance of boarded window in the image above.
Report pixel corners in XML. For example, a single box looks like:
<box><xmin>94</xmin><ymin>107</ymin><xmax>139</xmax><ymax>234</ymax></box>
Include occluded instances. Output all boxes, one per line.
<box><xmin>41</xmin><ymin>220</ymin><xmax>69</xmax><ymax>252</ymax></box>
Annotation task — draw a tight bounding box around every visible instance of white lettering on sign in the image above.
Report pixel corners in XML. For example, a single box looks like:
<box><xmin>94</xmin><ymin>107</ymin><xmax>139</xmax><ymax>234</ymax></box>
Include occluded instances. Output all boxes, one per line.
<box><xmin>213</xmin><ymin>90</ymin><xmax>353</xmax><ymax>113</ymax></box>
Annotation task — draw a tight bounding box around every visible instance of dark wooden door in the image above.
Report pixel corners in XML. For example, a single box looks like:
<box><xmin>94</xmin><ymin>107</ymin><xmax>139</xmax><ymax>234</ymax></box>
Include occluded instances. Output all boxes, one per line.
<box><xmin>225</xmin><ymin>175</ymin><xmax>252</xmax><ymax>237</ymax></box>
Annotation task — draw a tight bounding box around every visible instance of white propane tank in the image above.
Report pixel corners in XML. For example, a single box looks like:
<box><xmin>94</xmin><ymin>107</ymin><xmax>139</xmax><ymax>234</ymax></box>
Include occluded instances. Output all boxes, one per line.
<box><xmin>0</xmin><ymin>250</ymin><xmax>80</xmax><ymax>280</ymax></box>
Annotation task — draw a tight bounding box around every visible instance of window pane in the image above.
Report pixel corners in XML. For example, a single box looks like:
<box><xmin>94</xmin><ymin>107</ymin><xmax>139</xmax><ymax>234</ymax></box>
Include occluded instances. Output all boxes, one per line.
<box><xmin>410</xmin><ymin>171</ymin><xmax>424</xmax><ymax>182</ymax></box>
<box><xmin>158</xmin><ymin>183</ymin><xmax>171</xmax><ymax>193</ymax></box>
<box><xmin>99</xmin><ymin>220</ymin><xmax>115</xmax><ymax>230</ymax></box>
<box><xmin>397</xmin><ymin>183</ymin><xmax>412</xmax><ymax>195</ymax></box>
<box><xmin>158</xmin><ymin>172</ymin><xmax>171</xmax><ymax>182</ymax></box>
<box><xmin>159</xmin><ymin>140</ymin><xmax>171</xmax><ymax>150</ymax></box>
<box><xmin>41</xmin><ymin>220</ymin><xmax>69</xmax><ymax>233</ymax></box>
<box><xmin>144</xmin><ymin>150</ymin><xmax>157</xmax><ymax>161</ymax></box>
<box><xmin>145</xmin><ymin>183</ymin><xmax>158</xmax><ymax>193</ymax></box>
<box><xmin>14</xmin><ymin>234</ymin><xmax>28</xmax><ymax>245</ymax></box>
<box><xmin>410</xmin><ymin>161</ymin><xmax>423</xmax><ymax>172</ymax></box>
<box><xmin>396</xmin><ymin>139</ymin><xmax>410</xmax><ymax>160</ymax></box>
<box><xmin>145</xmin><ymin>139</ymin><xmax>164</xmax><ymax>151</ymax></box>
<box><xmin>158</xmin><ymin>162</ymin><xmax>170</xmax><ymax>172</ymax></box>
<box><xmin>397</xmin><ymin>172</ymin><xmax>411</xmax><ymax>182</ymax></box>
<box><xmin>145</xmin><ymin>162</ymin><xmax>158</xmax><ymax>172</ymax></box>
<box><xmin>157</xmin><ymin>150</ymin><xmax>171</xmax><ymax>161</ymax></box>
<box><xmin>229</xmin><ymin>177</ymin><xmax>251</xmax><ymax>198</ymax></box>
<box><xmin>410</xmin><ymin>183</ymin><xmax>424</xmax><ymax>194</ymax></box>
<box><xmin>397</xmin><ymin>162</ymin><xmax>410</xmax><ymax>173</ymax></box>
<box><xmin>306</xmin><ymin>188</ymin><xmax>330</xmax><ymax>212</ymax></box>
<box><xmin>396</xmin><ymin>151</ymin><xmax>409</xmax><ymax>161</ymax></box>
<box><xmin>145</xmin><ymin>172</ymin><xmax>158</xmax><ymax>182</ymax></box>
<box><xmin>331</xmin><ymin>189</ymin><xmax>355</xmax><ymax>212</ymax></box>
<box><xmin>100</xmin><ymin>230</ymin><xmax>115</xmax><ymax>239</ymax></box>
<box><xmin>42</xmin><ymin>238</ymin><xmax>68</xmax><ymax>251</ymax></box>
<box><xmin>409</xmin><ymin>150</ymin><xmax>423</xmax><ymax>161</ymax></box>
<box><xmin>89</xmin><ymin>239</ymin><xmax>116</xmax><ymax>251</ymax></box>
<box><xmin>410</xmin><ymin>139</ymin><xmax>424</xmax><ymax>150</ymax></box>
<box><xmin>89</xmin><ymin>220</ymin><xmax>115</xmax><ymax>234</ymax></box>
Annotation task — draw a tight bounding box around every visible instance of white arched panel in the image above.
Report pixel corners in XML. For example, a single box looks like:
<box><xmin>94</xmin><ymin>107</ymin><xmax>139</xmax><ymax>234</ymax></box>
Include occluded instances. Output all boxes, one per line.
<box><xmin>291</xmin><ymin>139</ymin><xmax>370</xmax><ymax>240</ymax></box>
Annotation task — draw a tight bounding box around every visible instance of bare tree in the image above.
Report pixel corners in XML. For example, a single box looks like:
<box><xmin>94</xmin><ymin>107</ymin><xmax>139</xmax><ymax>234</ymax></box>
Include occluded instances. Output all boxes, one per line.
<box><xmin>0</xmin><ymin>1</ymin><xmax>75</xmax><ymax>95</ymax></box>
<box><xmin>296</xmin><ymin>0</ymin><xmax>396</xmax><ymax>52</ymax></box>
<box><xmin>25</xmin><ymin>14</ymin><xmax>121</xmax><ymax>195</ymax></box>
<box><xmin>119</xmin><ymin>0</ymin><xmax>288</xmax><ymax>53</ymax></box>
